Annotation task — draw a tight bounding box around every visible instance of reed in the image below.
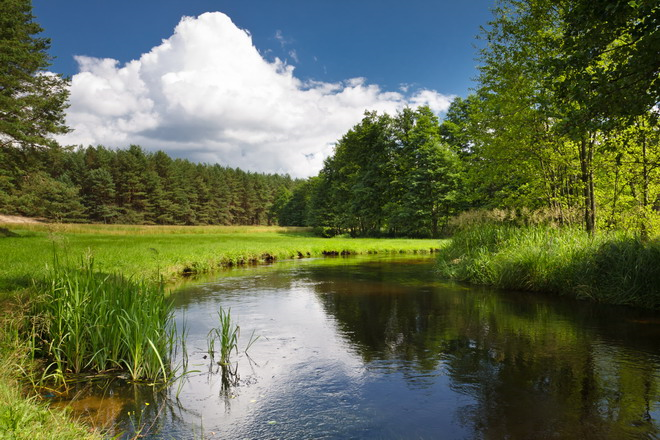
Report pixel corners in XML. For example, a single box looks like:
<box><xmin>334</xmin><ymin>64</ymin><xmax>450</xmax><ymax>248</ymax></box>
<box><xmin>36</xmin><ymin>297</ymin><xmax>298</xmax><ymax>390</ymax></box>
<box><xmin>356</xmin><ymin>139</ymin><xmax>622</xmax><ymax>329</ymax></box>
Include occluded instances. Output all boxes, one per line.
<box><xmin>207</xmin><ymin>308</ymin><xmax>239</xmax><ymax>366</ymax></box>
<box><xmin>34</xmin><ymin>256</ymin><xmax>175</xmax><ymax>384</ymax></box>
<box><xmin>438</xmin><ymin>224</ymin><xmax>660</xmax><ymax>309</ymax></box>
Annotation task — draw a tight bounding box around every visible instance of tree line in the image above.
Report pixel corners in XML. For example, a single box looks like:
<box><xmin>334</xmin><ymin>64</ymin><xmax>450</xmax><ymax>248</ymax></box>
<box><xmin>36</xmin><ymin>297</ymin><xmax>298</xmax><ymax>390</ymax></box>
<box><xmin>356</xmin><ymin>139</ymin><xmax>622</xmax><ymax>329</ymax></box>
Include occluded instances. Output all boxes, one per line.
<box><xmin>272</xmin><ymin>107</ymin><xmax>462</xmax><ymax>237</ymax></box>
<box><xmin>0</xmin><ymin>145</ymin><xmax>299</xmax><ymax>225</ymax></box>
<box><xmin>275</xmin><ymin>0</ymin><xmax>659</xmax><ymax>238</ymax></box>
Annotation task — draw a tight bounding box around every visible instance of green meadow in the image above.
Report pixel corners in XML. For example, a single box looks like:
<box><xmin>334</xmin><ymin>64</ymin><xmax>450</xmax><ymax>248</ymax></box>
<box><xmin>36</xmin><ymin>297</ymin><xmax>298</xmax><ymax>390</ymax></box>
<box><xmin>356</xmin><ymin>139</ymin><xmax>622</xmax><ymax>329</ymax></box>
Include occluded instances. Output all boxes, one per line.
<box><xmin>0</xmin><ymin>223</ymin><xmax>442</xmax><ymax>295</ymax></box>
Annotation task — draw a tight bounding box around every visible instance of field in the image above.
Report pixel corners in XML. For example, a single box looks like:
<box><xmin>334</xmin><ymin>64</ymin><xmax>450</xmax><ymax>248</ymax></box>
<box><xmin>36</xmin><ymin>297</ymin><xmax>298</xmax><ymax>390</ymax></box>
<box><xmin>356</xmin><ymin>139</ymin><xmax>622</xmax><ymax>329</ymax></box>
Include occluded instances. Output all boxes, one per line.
<box><xmin>0</xmin><ymin>222</ymin><xmax>443</xmax><ymax>295</ymax></box>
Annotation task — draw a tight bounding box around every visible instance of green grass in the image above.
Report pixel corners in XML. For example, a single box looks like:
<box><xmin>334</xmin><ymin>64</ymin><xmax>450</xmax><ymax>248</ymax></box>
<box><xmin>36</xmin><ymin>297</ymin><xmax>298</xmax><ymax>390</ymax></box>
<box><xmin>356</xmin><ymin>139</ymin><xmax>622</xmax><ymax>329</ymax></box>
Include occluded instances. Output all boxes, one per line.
<box><xmin>438</xmin><ymin>224</ymin><xmax>660</xmax><ymax>309</ymax></box>
<box><xmin>0</xmin><ymin>304</ymin><xmax>103</xmax><ymax>440</ymax></box>
<box><xmin>207</xmin><ymin>307</ymin><xmax>239</xmax><ymax>366</ymax></box>
<box><xmin>0</xmin><ymin>224</ymin><xmax>442</xmax><ymax>294</ymax></box>
<box><xmin>34</xmin><ymin>256</ymin><xmax>175</xmax><ymax>384</ymax></box>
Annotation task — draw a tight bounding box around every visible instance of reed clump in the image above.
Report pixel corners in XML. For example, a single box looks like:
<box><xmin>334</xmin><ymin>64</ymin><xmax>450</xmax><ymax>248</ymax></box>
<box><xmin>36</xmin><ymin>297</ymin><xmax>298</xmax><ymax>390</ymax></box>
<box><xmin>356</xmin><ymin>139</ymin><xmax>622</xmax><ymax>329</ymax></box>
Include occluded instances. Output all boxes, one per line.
<box><xmin>207</xmin><ymin>308</ymin><xmax>239</xmax><ymax>366</ymax></box>
<box><xmin>438</xmin><ymin>224</ymin><xmax>660</xmax><ymax>309</ymax></box>
<box><xmin>33</xmin><ymin>256</ymin><xmax>175</xmax><ymax>384</ymax></box>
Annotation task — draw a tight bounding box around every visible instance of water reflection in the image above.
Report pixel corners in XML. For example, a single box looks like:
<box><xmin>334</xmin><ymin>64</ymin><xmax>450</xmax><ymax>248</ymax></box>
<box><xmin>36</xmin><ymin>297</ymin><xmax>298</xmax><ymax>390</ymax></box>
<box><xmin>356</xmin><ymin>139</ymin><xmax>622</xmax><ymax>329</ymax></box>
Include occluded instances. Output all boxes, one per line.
<box><xmin>309</xmin><ymin>259</ymin><xmax>660</xmax><ymax>439</ymax></box>
<box><xmin>59</xmin><ymin>255</ymin><xmax>660</xmax><ymax>439</ymax></box>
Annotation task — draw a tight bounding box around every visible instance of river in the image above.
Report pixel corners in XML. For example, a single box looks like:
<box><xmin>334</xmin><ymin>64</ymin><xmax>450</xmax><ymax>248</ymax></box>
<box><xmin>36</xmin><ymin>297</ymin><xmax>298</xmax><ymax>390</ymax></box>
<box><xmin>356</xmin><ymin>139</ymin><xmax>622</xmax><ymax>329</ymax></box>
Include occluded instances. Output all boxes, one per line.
<box><xmin>61</xmin><ymin>255</ymin><xmax>660</xmax><ymax>439</ymax></box>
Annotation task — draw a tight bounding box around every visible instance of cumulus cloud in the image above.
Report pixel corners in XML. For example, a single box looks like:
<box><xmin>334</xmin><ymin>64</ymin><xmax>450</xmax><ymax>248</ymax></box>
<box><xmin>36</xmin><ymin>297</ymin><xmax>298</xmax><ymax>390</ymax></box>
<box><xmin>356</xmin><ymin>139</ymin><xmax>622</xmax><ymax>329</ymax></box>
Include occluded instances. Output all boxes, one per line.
<box><xmin>59</xmin><ymin>12</ymin><xmax>454</xmax><ymax>177</ymax></box>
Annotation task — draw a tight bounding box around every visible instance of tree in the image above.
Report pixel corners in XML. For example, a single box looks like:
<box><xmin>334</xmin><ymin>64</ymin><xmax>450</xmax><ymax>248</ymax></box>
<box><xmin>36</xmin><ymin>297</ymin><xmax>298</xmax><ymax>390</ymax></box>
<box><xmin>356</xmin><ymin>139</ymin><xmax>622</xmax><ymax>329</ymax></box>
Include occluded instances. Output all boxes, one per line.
<box><xmin>393</xmin><ymin>107</ymin><xmax>461</xmax><ymax>237</ymax></box>
<box><xmin>552</xmin><ymin>0</ymin><xmax>660</xmax><ymax>122</ymax></box>
<box><xmin>0</xmin><ymin>0</ymin><xmax>70</xmax><ymax>149</ymax></box>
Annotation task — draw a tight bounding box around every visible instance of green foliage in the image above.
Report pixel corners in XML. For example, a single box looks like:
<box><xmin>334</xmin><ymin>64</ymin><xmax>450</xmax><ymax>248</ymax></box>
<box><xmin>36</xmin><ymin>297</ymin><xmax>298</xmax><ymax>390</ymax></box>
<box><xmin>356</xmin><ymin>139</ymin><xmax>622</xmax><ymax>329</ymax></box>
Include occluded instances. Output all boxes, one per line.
<box><xmin>287</xmin><ymin>107</ymin><xmax>461</xmax><ymax>238</ymax></box>
<box><xmin>0</xmin><ymin>0</ymin><xmax>70</xmax><ymax>149</ymax></box>
<box><xmin>15</xmin><ymin>171</ymin><xmax>85</xmax><ymax>221</ymax></box>
<box><xmin>447</xmin><ymin>0</ymin><xmax>660</xmax><ymax>236</ymax></box>
<box><xmin>552</xmin><ymin>0</ymin><xmax>660</xmax><ymax>121</ymax></box>
<box><xmin>438</xmin><ymin>224</ymin><xmax>660</xmax><ymax>309</ymax></box>
<box><xmin>0</xmin><ymin>144</ymin><xmax>302</xmax><ymax>225</ymax></box>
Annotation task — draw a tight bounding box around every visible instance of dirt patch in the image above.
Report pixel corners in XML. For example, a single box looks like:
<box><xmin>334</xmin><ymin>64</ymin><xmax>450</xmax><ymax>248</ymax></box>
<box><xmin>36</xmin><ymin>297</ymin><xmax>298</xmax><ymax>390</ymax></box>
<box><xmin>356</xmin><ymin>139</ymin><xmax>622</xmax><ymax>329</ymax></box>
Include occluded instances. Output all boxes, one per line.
<box><xmin>0</xmin><ymin>214</ymin><xmax>43</xmax><ymax>224</ymax></box>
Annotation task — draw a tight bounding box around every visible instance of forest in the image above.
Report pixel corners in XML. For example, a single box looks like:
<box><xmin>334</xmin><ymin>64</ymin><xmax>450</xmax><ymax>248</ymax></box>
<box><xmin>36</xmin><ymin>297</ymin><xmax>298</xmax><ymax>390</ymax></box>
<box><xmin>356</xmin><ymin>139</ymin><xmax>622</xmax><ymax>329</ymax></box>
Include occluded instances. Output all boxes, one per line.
<box><xmin>1</xmin><ymin>0</ymin><xmax>658</xmax><ymax>238</ymax></box>
<box><xmin>274</xmin><ymin>0</ymin><xmax>660</xmax><ymax>238</ymax></box>
<box><xmin>0</xmin><ymin>144</ymin><xmax>298</xmax><ymax>225</ymax></box>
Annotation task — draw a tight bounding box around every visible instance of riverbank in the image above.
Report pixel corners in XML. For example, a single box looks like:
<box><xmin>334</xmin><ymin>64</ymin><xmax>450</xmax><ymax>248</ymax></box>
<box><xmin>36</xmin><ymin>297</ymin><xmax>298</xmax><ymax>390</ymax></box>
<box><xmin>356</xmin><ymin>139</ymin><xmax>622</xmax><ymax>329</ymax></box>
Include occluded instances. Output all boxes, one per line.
<box><xmin>0</xmin><ymin>222</ymin><xmax>442</xmax><ymax>438</ymax></box>
<box><xmin>437</xmin><ymin>224</ymin><xmax>660</xmax><ymax>309</ymax></box>
<box><xmin>0</xmin><ymin>223</ymin><xmax>442</xmax><ymax>295</ymax></box>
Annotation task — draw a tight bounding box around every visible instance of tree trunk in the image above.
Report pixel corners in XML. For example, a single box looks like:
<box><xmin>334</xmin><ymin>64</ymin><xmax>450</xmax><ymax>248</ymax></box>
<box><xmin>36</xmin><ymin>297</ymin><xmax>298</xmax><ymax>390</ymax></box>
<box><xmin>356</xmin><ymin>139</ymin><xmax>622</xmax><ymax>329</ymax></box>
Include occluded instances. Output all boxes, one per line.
<box><xmin>640</xmin><ymin>127</ymin><xmax>649</xmax><ymax>239</ymax></box>
<box><xmin>579</xmin><ymin>137</ymin><xmax>596</xmax><ymax>234</ymax></box>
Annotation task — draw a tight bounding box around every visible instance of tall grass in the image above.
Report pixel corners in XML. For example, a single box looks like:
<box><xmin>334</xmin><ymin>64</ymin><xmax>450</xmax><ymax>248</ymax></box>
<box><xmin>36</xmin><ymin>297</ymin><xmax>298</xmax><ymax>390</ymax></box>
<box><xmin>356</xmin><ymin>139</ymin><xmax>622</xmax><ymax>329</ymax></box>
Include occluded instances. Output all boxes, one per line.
<box><xmin>0</xmin><ymin>300</ymin><xmax>102</xmax><ymax>439</ymax></box>
<box><xmin>34</xmin><ymin>256</ymin><xmax>175</xmax><ymax>384</ymax></box>
<box><xmin>438</xmin><ymin>224</ymin><xmax>660</xmax><ymax>309</ymax></box>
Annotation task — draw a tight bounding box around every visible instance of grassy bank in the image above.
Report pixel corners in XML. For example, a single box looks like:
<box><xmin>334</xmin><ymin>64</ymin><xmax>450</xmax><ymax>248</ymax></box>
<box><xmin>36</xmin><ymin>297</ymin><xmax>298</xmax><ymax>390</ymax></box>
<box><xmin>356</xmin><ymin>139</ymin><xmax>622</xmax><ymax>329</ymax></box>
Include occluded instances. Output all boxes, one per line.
<box><xmin>0</xmin><ymin>224</ymin><xmax>442</xmax><ymax>294</ymax></box>
<box><xmin>0</xmin><ymin>222</ymin><xmax>441</xmax><ymax>438</ymax></box>
<box><xmin>438</xmin><ymin>224</ymin><xmax>660</xmax><ymax>309</ymax></box>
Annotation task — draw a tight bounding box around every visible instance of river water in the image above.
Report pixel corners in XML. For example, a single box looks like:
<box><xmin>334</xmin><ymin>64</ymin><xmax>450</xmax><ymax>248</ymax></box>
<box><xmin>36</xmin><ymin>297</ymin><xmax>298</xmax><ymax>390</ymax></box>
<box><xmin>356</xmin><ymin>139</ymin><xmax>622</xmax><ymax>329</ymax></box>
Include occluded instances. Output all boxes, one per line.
<box><xmin>68</xmin><ymin>255</ymin><xmax>660</xmax><ymax>439</ymax></box>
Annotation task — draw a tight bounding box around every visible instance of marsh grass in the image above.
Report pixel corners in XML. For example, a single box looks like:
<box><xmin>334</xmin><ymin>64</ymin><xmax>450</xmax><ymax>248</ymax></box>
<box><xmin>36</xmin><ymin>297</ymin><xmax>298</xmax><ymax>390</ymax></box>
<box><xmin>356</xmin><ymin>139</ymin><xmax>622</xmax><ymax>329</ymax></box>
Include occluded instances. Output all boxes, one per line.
<box><xmin>438</xmin><ymin>224</ymin><xmax>660</xmax><ymax>309</ymax></box>
<box><xmin>0</xmin><ymin>322</ymin><xmax>101</xmax><ymax>440</ymax></box>
<box><xmin>34</xmin><ymin>256</ymin><xmax>176</xmax><ymax>384</ymax></box>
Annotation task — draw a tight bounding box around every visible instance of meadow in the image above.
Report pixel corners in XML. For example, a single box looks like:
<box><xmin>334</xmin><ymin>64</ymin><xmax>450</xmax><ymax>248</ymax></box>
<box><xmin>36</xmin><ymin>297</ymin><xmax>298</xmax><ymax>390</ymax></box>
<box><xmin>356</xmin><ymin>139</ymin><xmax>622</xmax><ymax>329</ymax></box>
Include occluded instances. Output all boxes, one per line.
<box><xmin>0</xmin><ymin>223</ymin><xmax>442</xmax><ymax>295</ymax></box>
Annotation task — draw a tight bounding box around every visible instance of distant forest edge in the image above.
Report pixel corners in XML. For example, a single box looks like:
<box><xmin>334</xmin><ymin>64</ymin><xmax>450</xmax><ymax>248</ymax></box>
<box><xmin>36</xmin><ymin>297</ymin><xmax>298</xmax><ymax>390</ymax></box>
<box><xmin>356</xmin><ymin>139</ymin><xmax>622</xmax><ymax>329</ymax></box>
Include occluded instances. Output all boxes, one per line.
<box><xmin>0</xmin><ymin>144</ymin><xmax>299</xmax><ymax>226</ymax></box>
<box><xmin>1</xmin><ymin>0</ymin><xmax>658</xmax><ymax>238</ymax></box>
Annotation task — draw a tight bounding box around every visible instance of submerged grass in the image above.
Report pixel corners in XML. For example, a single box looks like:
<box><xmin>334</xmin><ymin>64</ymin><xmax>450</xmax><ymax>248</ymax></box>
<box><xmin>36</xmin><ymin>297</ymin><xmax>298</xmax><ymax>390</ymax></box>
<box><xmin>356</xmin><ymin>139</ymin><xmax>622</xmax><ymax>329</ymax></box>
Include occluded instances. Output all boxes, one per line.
<box><xmin>438</xmin><ymin>224</ymin><xmax>660</xmax><ymax>309</ymax></box>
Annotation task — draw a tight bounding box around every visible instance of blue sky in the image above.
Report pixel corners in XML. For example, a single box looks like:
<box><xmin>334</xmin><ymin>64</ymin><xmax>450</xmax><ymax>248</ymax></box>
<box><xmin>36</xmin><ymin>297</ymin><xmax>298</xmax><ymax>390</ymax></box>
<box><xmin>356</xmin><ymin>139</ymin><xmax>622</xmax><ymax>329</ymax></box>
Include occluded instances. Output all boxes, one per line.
<box><xmin>33</xmin><ymin>0</ymin><xmax>495</xmax><ymax>176</ymax></box>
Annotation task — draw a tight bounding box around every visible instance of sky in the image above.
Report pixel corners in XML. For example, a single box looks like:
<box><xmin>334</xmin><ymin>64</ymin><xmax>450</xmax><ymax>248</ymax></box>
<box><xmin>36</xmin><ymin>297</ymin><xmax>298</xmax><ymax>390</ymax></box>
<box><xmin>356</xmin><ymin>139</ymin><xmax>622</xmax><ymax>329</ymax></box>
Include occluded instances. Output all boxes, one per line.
<box><xmin>33</xmin><ymin>0</ymin><xmax>495</xmax><ymax>177</ymax></box>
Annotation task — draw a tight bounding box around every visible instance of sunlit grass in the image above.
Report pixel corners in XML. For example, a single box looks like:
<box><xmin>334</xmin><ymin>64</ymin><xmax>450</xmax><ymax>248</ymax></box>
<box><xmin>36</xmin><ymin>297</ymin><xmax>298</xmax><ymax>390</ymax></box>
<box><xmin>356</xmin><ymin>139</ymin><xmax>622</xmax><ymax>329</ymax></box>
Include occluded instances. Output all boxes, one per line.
<box><xmin>438</xmin><ymin>224</ymin><xmax>660</xmax><ymax>309</ymax></box>
<box><xmin>34</xmin><ymin>256</ymin><xmax>175</xmax><ymax>384</ymax></box>
<box><xmin>0</xmin><ymin>224</ymin><xmax>443</xmax><ymax>294</ymax></box>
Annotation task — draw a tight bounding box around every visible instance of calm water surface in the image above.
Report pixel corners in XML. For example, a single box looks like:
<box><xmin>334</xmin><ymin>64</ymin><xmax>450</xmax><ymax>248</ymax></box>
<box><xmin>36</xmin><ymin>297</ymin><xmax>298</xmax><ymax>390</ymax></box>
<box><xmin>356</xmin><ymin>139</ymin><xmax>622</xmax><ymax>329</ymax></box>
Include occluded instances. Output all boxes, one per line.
<box><xmin>76</xmin><ymin>255</ymin><xmax>660</xmax><ymax>439</ymax></box>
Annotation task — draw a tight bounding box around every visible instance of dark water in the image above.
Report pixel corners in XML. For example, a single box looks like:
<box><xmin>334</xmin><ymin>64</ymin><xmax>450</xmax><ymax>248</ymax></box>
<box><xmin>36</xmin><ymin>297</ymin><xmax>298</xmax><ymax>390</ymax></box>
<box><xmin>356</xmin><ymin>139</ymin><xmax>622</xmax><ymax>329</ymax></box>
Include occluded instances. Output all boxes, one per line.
<box><xmin>75</xmin><ymin>256</ymin><xmax>660</xmax><ymax>439</ymax></box>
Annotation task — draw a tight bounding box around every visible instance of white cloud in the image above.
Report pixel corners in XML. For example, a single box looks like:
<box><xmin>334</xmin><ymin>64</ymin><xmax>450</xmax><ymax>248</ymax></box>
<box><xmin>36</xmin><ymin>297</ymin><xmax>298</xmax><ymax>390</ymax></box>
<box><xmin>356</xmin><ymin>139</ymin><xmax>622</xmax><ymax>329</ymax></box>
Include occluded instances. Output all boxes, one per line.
<box><xmin>59</xmin><ymin>12</ymin><xmax>455</xmax><ymax>177</ymax></box>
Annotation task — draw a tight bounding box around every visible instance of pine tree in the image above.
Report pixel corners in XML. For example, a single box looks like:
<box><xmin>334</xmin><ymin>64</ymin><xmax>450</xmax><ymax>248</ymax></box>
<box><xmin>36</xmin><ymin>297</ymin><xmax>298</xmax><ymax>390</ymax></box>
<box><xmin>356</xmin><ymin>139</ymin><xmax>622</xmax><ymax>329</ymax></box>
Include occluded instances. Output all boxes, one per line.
<box><xmin>0</xmin><ymin>0</ymin><xmax>70</xmax><ymax>149</ymax></box>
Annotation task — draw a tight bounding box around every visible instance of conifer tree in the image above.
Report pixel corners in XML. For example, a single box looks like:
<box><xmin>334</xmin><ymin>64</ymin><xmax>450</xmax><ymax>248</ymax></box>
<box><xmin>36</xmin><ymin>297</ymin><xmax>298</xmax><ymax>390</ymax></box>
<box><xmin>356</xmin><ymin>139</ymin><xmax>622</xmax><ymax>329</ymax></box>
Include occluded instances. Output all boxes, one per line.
<box><xmin>0</xmin><ymin>0</ymin><xmax>69</xmax><ymax>149</ymax></box>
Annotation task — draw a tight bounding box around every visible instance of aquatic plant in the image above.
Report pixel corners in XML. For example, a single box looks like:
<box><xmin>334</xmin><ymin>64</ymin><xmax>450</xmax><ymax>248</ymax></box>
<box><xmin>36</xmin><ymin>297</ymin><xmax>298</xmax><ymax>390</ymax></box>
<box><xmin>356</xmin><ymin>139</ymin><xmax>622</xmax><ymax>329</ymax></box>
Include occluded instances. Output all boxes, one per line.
<box><xmin>207</xmin><ymin>308</ymin><xmax>239</xmax><ymax>366</ymax></box>
<box><xmin>35</xmin><ymin>256</ymin><xmax>176</xmax><ymax>384</ymax></box>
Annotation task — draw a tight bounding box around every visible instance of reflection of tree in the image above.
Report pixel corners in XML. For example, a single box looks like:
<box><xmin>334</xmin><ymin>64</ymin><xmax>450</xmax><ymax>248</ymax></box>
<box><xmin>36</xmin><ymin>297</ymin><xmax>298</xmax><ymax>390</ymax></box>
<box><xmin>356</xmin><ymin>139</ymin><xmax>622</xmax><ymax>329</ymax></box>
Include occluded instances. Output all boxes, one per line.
<box><xmin>310</xmin><ymin>261</ymin><xmax>660</xmax><ymax>439</ymax></box>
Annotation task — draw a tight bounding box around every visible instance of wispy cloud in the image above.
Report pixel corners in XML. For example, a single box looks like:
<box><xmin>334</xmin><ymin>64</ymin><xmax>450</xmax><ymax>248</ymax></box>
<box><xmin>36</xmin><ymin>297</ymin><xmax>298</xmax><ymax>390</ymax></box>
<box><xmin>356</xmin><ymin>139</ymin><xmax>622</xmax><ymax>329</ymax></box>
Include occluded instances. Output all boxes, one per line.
<box><xmin>60</xmin><ymin>12</ymin><xmax>454</xmax><ymax>177</ymax></box>
<box><xmin>288</xmin><ymin>49</ymin><xmax>299</xmax><ymax>63</ymax></box>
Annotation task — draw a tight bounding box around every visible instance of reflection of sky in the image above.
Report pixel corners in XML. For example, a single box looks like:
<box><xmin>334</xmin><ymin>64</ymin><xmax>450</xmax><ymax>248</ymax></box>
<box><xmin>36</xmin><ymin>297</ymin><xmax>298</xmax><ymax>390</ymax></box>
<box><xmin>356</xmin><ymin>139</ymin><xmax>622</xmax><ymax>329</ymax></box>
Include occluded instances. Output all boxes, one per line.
<box><xmin>123</xmin><ymin>257</ymin><xmax>660</xmax><ymax>439</ymax></box>
<box><xmin>169</xmin><ymin>264</ymin><xmax>472</xmax><ymax>439</ymax></box>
